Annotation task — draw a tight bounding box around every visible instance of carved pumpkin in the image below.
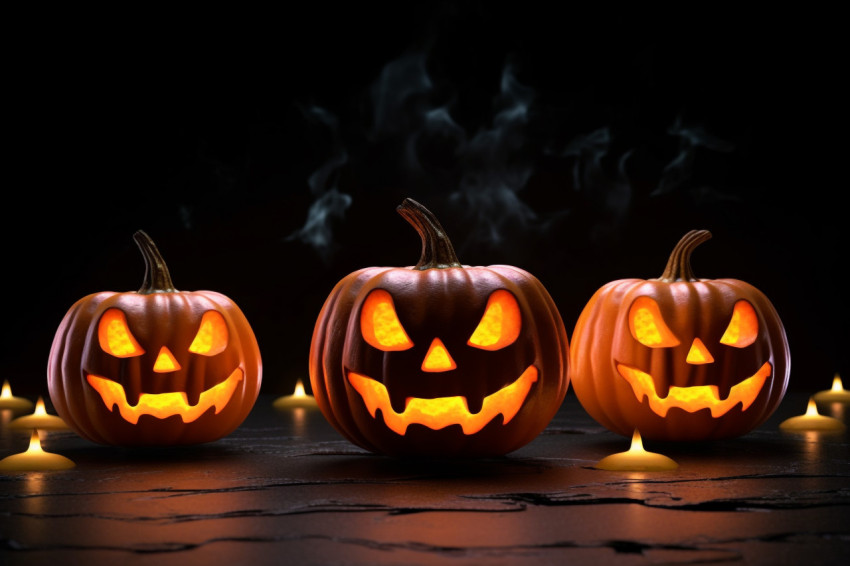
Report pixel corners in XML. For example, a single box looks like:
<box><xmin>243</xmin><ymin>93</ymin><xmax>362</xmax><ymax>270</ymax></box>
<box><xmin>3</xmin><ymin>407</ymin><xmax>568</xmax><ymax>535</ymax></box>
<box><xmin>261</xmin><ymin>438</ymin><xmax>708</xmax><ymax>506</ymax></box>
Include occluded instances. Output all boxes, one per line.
<box><xmin>570</xmin><ymin>230</ymin><xmax>790</xmax><ymax>441</ymax></box>
<box><xmin>47</xmin><ymin>231</ymin><xmax>262</xmax><ymax>446</ymax></box>
<box><xmin>309</xmin><ymin>198</ymin><xmax>570</xmax><ymax>457</ymax></box>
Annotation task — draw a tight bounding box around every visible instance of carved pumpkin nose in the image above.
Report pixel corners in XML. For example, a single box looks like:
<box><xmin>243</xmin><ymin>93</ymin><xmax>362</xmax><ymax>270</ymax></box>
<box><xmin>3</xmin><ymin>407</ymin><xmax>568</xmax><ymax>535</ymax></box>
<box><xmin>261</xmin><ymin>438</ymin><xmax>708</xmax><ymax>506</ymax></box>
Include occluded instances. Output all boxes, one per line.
<box><xmin>421</xmin><ymin>338</ymin><xmax>457</xmax><ymax>372</ymax></box>
<box><xmin>153</xmin><ymin>346</ymin><xmax>181</xmax><ymax>373</ymax></box>
<box><xmin>686</xmin><ymin>337</ymin><xmax>714</xmax><ymax>365</ymax></box>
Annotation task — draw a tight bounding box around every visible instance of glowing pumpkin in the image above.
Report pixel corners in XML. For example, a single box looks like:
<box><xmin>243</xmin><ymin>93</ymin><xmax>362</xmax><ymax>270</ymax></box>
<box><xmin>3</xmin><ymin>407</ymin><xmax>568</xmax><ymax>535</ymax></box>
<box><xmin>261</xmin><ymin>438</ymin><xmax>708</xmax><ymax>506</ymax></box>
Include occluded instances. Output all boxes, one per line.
<box><xmin>570</xmin><ymin>230</ymin><xmax>790</xmax><ymax>441</ymax></box>
<box><xmin>47</xmin><ymin>231</ymin><xmax>262</xmax><ymax>446</ymax></box>
<box><xmin>309</xmin><ymin>198</ymin><xmax>570</xmax><ymax>457</ymax></box>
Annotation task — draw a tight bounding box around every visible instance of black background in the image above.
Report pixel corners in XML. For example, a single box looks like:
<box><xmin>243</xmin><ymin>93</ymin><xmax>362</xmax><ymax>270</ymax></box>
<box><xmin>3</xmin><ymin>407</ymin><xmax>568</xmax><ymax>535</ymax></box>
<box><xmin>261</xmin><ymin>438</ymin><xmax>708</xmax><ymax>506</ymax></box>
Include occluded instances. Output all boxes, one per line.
<box><xmin>4</xmin><ymin>4</ymin><xmax>845</xmax><ymax>398</ymax></box>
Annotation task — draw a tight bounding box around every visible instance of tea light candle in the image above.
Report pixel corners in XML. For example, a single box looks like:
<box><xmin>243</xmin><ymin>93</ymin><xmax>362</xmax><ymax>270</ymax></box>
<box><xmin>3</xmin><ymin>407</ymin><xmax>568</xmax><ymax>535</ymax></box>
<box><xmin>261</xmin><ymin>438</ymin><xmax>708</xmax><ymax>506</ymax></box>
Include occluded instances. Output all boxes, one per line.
<box><xmin>273</xmin><ymin>379</ymin><xmax>319</xmax><ymax>410</ymax></box>
<box><xmin>780</xmin><ymin>397</ymin><xmax>846</xmax><ymax>432</ymax></box>
<box><xmin>0</xmin><ymin>430</ymin><xmax>75</xmax><ymax>471</ymax></box>
<box><xmin>595</xmin><ymin>430</ymin><xmax>679</xmax><ymax>471</ymax></box>
<box><xmin>9</xmin><ymin>397</ymin><xmax>69</xmax><ymax>431</ymax></box>
<box><xmin>0</xmin><ymin>380</ymin><xmax>34</xmax><ymax>412</ymax></box>
<box><xmin>813</xmin><ymin>373</ymin><xmax>850</xmax><ymax>404</ymax></box>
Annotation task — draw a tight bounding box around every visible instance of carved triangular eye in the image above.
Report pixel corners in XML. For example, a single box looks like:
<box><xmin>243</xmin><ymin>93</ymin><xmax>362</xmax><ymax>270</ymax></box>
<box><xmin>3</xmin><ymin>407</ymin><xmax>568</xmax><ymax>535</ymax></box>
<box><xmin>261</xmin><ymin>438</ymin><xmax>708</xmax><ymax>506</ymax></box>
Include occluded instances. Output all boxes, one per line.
<box><xmin>98</xmin><ymin>308</ymin><xmax>145</xmax><ymax>358</ymax></box>
<box><xmin>189</xmin><ymin>311</ymin><xmax>229</xmax><ymax>356</ymax></box>
<box><xmin>720</xmin><ymin>300</ymin><xmax>758</xmax><ymax>348</ymax></box>
<box><xmin>361</xmin><ymin>289</ymin><xmax>414</xmax><ymax>351</ymax></box>
<box><xmin>629</xmin><ymin>296</ymin><xmax>680</xmax><ymax>348</ymax></box>
<box><xmin>468</xmin><ymin>290</ymin><xmax>521</xmax><ymax>351</ymax></box>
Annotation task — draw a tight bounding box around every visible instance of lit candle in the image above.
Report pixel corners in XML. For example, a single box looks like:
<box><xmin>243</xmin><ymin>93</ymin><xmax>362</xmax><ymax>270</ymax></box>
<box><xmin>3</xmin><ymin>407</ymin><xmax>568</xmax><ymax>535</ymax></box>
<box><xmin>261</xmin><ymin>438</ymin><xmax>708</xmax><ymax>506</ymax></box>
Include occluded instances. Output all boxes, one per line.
<box><xmin>0</xmin><ymin>430</ymin><xmax>75</xmax><ymax>471</ymax></box>
<box><xmin>779</xmin><ymin>397</ymin><xmax>846</xmax><ymax>432</ymax></box>
<box><xmin>595</xmin><ymin>430</ymin><xmax>679</xmax><ymax>471</ymax></box>
<box><xmin>0</xmin><ymin>380</ymin><xmax>34</xmax><ymax>412</ymax></box>
<box><xmin>9</xmin><ymin>397</ymin><xmax>69</xmax><ymax>431</ymax></box>
<box><xmin>812</xmin><ymin>373</ymin><xmax>850</xmax><ymax>404</ymax></box>
<box><xmin>273</xmin><ymin>379</ymin><xmax>319</xmax><ymax>410</ymax></box>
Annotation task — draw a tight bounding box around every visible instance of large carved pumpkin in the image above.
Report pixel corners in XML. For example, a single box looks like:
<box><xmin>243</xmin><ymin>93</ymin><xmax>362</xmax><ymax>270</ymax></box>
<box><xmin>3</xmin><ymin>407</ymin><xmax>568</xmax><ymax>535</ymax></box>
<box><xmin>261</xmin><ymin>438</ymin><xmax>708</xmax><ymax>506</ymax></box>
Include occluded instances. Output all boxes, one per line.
<box><xmin>570</xmin><ymin>230</ymin><xmax>790</xmax><ymax>441</ymax></box>
<box><xmin>48</xmin><ymin>231</ymin><xmax>262</xmax><ymax>446</ymax></box>
<box><xmin>309</xmin><ymin>198</ymin><xmax>570</xmax><ymax>457</ymax></box>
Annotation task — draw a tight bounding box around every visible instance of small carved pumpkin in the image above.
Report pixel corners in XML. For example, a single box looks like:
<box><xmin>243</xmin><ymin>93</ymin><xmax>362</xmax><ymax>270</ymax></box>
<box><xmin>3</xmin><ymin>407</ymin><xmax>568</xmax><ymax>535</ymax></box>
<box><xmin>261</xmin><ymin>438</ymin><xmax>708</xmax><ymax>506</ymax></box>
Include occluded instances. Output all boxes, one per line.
<box><xmin>570</xmin><ymin>230</ymin><xmax>790</xmax><ymax>441</ymax></box>
<box><xmin>309</xmin><ymin>199</ymin><xmax>570</xmax><ymax>457</ymax></box>
<box><xmin>47</xmin><ymin>231</ymin><xmax>262</xmax><ymax>446</ymax></box>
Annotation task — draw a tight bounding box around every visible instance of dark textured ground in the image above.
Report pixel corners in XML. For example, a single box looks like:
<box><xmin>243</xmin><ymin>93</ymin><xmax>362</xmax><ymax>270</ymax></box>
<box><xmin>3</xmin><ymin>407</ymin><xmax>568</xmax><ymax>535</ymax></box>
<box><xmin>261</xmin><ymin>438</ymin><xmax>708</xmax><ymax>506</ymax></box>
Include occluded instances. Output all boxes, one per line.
<box><xmin>1</xmin><ymin>390</ymin><xmax>848</xmax><ymax>566</ymax></box>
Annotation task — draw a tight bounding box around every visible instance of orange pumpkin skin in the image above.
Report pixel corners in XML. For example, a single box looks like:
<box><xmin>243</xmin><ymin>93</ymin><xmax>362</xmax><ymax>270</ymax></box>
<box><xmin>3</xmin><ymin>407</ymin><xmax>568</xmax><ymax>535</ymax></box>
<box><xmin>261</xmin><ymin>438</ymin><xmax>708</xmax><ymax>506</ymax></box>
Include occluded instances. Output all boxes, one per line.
<box><xmin>570</xmin><ymin>230</ymin><xmax>790</xmax><ymax>441</ymax></box>
<box><xmin>310</xmin><ymin>199</ymin><xmax>570</xmax><ymax>457</ymax></box>
<box><xmin>48</xmin><ymin>231</ymin><xmax>262</xmax><ymax>446</ymax></box>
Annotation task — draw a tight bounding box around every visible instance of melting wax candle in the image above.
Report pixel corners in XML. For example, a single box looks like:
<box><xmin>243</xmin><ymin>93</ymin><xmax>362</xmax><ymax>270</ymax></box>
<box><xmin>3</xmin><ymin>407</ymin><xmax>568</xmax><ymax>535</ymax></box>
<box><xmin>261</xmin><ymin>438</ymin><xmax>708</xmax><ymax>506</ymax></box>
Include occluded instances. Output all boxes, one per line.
<box><xmin>812</xmin><ymin>374</ymin><xmax>850</xmax><ymax>404</ymax></box>
<box><xmin>595</xmin><ymin>430</ymin><xmax>679</xmax><ymax>471</ymax></box>
<box><xmin>9</xmin><ymin>397</ymin><xmax>69</xmax><ymax>431</ymax></box>
<box><xmin>779</xmin><ymin>397</ymin><xmax>846</xmax><ymax>432</ymax></box>
<box><xmin>273</xmin><ymin>379</ymin><xmax>319</xmax><ymax>410</ymax></box>
<box><xmin>0</xmin><ymin>430</ymin><xmax>75</xmax><ymax>471</ymax></box>
<box><xmin>0</xmin><ymin>380</ymin><xmax>34</xmax><ymax>412</ymax></box>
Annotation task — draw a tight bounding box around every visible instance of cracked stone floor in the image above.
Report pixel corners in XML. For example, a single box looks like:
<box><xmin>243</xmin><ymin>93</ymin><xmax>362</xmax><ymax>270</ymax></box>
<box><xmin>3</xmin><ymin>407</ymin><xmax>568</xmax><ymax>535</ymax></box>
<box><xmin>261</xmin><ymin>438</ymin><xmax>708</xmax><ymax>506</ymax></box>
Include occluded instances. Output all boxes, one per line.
<box><xmin>1</xmin><ymin>390</ymin><xmax>848</xmax><ymax>565</ymax></box>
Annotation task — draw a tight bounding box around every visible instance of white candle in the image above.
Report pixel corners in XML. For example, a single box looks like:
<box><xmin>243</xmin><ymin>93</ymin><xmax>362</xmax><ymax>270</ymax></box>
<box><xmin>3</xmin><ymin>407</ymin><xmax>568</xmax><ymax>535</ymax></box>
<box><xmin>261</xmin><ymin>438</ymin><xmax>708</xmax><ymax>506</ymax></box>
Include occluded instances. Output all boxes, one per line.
<box><xmin>595</xmin><ymin>430</ymin><xmax>679</xmax><ymax>471</ymax></box>
<box><xmin>812</xmin><ymin>373</ymin><xmax>850</xmax><ymax>404</ymax></box>
<box><xmin>0</xmin><ymin>430</ymin><xmax>75</xmax><ymax>471</ymax></box>
<box><xmin>273</xmin><ymin>379</ymin><xmax>319</xmax><ymax>410</ymax></box>
<box><xmin>9</xmin><ymin>397</ymin><xmax>69</xmax><ymax>431</ymax></box>
<box><xmin>780</xmin><ymin>397</ymin><xmax>846</xmax><ymax>432</ymax></box>
<box><xmin>0</xmin><ymin>380</ymin><xmax>34</xmax><ymax>412</ymax></box>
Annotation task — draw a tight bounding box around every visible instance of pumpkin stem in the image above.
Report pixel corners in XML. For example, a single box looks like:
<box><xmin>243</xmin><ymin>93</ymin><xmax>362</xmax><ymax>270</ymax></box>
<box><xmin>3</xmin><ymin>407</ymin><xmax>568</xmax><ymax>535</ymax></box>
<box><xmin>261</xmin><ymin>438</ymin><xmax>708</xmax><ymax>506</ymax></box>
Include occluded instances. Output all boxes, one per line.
<box><xmin>397</xmin><ymin>198</ymin><xmax>462</xmax><ymax>270</ymax></box>
<box><xmin>658</xmin><ymin>229</ymin><xmax>712</xmax><ymax>282</ymax></box>
<box><xmin>133</xmin><ymin>230</ymin><xmax>178</xmax><ymax>294</ymax></box>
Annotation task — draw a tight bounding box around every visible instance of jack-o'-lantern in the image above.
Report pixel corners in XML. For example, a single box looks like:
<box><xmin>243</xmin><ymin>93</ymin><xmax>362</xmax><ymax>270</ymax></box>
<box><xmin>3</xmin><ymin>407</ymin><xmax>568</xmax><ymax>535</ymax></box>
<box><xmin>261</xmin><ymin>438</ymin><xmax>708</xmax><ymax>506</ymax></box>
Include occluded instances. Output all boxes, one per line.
<box><xmin>47</xmin><ymin>231</ymin><xmax>262</xmax><ymax>446</ymax></box>
<box><xmin>570</xmin><ymin>230</ymin><xmax>790</xmax><ymax>441</ymax></box>
<box><xmin>309</xmin><ymin>198</ymin><xmax>570</xmax><ymax>457</ymax></box>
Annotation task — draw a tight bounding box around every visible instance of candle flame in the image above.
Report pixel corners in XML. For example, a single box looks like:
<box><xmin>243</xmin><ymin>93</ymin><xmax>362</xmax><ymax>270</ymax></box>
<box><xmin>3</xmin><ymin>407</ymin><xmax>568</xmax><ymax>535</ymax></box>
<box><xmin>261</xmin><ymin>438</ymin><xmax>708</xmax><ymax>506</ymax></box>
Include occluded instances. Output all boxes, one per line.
<box><xmin>294</xmin><ymin>380</ymin><xmax>306</xmax><ymax>398</ymax></box>
<box><xmin>34</xmin><ymin>397</ymin><xmax>47</xmax><ymax>416</ymax></box>
<box><xmin>805</xmin><ymin>397</ymin><xmax>820</xmax><ymax>417</ymax></box>
<box><xmin>28</xmin><ymin>430</ymin><xmax>44</xmax><ymax>454</ymax></box>
<box><xmin>832</xmin><ymin>373</ymin><xmax>845</xmax><ymax>392</ymax></box>
<box><xmin>629</xmin><ymin>429</ymin><xmax>645</xmax><ymax>453</ymax></box>
<box><xmin>1</xmin><ymin>381</ymin><xmax>10</xmax><ymax>398</ymax></box>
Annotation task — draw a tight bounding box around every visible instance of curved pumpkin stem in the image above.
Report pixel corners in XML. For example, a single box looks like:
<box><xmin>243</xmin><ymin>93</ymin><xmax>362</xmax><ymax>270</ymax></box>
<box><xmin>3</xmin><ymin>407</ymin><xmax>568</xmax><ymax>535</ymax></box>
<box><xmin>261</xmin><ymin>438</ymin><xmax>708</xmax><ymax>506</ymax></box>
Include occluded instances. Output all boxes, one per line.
<box><xmin>397</xmin><ymin>198</ymin><xmax>463</xmax><ymax>270</ymax></box>
<box><xmin>134</xmin><ymin>230</ymin><xmax>178</xmax><ymax>294</ymax></box>
<box><xmin>658</xmin><ymin>229</ymin><xmax>712</xmax><ymax>282</ymax></box>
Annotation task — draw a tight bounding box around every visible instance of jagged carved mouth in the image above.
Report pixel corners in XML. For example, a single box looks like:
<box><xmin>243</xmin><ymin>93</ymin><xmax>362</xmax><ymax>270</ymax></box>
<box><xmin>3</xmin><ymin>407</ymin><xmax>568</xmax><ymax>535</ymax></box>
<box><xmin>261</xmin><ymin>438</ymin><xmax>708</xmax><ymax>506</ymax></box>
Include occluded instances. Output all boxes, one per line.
<box><xmin>346</xmin><ymin>366</ymin><xmax>538</xmax><ymax>435</ymax></box>
<box><xmin>617</xmin><ymin>362</ymin><xmax>771</xmax><ymax>417</ymax></box>
<box><xmin>86</xmin><ymin>369</ymin><xmax>243</xmax><ymax>424</ymax></box>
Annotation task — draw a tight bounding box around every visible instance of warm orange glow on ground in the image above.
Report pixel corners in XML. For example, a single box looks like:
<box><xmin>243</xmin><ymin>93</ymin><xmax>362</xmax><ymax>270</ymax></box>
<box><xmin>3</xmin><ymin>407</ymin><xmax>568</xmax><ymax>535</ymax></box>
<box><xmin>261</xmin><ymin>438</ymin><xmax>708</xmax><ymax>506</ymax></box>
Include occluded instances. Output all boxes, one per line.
<box><xmin>361</xmin><ymin>289</ymin><xmax>414</xmax><ymax>350</ymax></box>
<box><xmin>467</xmin><ymin>290</ymin><xmax>521</xmax><ymax>350</ymax></box>
<box><xmin>86</xmin><ymin>369</ymin><xmax>243</xmax><ymax>424</ymax></box>
<box><xmin>421</xmin><ymin>338</ymin><xmax>457</xmax><ymax>372</ymax></box>
<box><xmin>618</xmin><ymin>362</ymin><xmax>771</xmax><ymax>417</ymax></box>
<box><xmin>347</xmin><ymin>366</ymin><xmax>538</xmax><ymax>435</ymax></box>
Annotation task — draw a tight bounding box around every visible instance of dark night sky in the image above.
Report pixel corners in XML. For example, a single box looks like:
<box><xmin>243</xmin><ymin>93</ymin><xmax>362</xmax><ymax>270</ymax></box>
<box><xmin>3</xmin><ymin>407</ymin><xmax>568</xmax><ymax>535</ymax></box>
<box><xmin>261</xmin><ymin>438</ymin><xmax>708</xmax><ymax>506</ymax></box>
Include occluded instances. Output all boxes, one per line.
<box><xmin>3</xmin><ymin>4</ymin><xmax>845</xmax><ymax>398</ymax></box>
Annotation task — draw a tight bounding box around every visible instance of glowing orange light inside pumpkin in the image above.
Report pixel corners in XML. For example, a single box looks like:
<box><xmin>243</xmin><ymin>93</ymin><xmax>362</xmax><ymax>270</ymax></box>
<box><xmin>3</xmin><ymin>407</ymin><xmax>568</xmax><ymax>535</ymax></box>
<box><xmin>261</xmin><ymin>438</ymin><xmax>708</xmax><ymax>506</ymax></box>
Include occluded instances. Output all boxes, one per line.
<box><xmin>86</xmin><ymin>369</ymin><xmax>243</xmax><ymax>424</ymax></box>
<box><xmin>720</xmin><ymin>300</ymin><xmax>759</xmax><ymax>347</ymax></box>
<box><xmin>361</xmin><ymin>289</ymin><xmax>414</xmax><ymax>351</ymax></box>
<box><xmin>347</xmin><ymin>366</ymin><xmax>538</xmax><ymax>435</ymax></box>
<box><xmin>618</xmin><ymin>362</ymin><xmax>771</xmax><ymax>417</ymax></box>
<box><xmin>421</xmin><ymin>338</ymin><xmax>457</xmax><ymax>372</ymax></box>
<box><xmin>99</xmin><ymin>309</ymin><xmax>145</xmax><ymax>357</ymax></box>
<box><xmin>630</xmin><ymin>297</ymin><xmax>680</xmax><ymax>347</ymax></box>
<box><xmin>189</xmin><ymin>311</ymin><xmax>229</xmax><ymax>355</ymax></box>
<box><xmin>467</xmin><ymin>290</ymin><xmax>521</xmax><ymax>350</ymax></box>
<box><xmin>152</xmin><ymin>346</ymin><xmax>181</xmax><ymax>372</ymax></box>
<box><xmin>686</xmin><ymin>337</ymin><xmax>714</xmax><ymax>364</ymax></box>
